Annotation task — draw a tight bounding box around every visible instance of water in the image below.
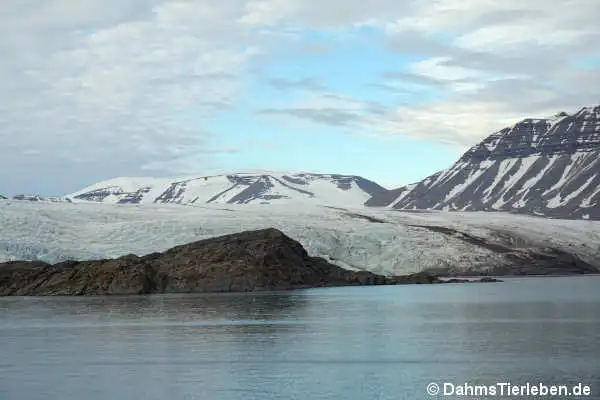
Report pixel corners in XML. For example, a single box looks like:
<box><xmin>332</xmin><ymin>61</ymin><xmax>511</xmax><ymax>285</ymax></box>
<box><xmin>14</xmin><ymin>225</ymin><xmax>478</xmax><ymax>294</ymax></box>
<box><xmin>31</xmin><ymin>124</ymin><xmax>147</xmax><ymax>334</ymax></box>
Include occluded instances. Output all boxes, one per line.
<box><xmin>1</xmin><ymin>276</ymin><xmax>599</xmax><ymax>400</ymax></box>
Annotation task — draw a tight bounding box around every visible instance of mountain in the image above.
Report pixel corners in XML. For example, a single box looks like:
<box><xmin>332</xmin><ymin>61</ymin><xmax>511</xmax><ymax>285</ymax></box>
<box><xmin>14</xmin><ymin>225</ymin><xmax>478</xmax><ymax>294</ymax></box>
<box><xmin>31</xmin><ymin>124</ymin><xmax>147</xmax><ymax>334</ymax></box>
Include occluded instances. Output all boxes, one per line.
<box><xmin>367</xmin><ymin>105</ymin><xmax>600</xmax><ymax>220</ymax></box>
<box><xmin>10</xmin><ymin>195</ymin><xmax>72</xmax><ymax>203</ymax></box>
<box><xmin>69</xmin><ymin>172</ymin><xmax>388</xmax><ymax>207</ymax></box>
<box><xmin>0</xmin><ymin>195</ymin><xmax>7</xmax><ymax>200</ymax></box>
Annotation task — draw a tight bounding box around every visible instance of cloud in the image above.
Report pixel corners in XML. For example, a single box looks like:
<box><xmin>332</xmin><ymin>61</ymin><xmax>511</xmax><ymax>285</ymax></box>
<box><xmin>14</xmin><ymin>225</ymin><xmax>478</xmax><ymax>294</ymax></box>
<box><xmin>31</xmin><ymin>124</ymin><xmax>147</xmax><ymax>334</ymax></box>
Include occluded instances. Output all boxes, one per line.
<box><xmin>256</xmin><ymin>92</ymin><xmax>387</xmax><ymax>127</ymax></box>
<box><xmin>239</xmin><ymin>0</ymin><xmax>412</xmax><ymax>27</ymax></box>
<box><xmin>369</xmin><ymin>101</ymin><xmax>527</xmax><ymax>148</ymax></box>
<box><xmin>0</xmin><ymin>0</ymin><xmax>260</xmax><ymax>193</ymax></box>
<box><xmin>381</xmin><ymin>0</ymin><xmax>599</xmax><ymax>118</ymax></box>
<box><xmin>265</xmin><ymin>77</ymin><xmax>327</xmax><ymax>92</ymax></box>
<box><xmin>253</xmin><ymin>0</ymin><xmax>598</xmax><ymax>147</ymax></box>
<box><xmin>380</xmin><ymin>71</ymin><xmax>468</xmax><ymax>87</ymax></box>
<box><xmin>258</xmin><ymin>107</ymin><xmax>364</xmax><ymax>127</ymax></box>
<box><xmin>0</xmin><ymin>0</ymin><xmax>598</xmax><ymax>194</ymax></box>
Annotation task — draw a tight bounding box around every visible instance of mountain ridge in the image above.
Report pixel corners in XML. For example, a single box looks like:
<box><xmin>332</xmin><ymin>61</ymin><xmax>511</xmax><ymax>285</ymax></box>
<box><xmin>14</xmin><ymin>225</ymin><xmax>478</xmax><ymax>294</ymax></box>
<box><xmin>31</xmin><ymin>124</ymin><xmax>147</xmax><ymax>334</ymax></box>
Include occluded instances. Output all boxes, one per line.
<box><xmin>69</xmin><ymin>172</ymin><xmax>388</xmax><ymax>207</ymax></box>
<box><xmin>16</xmin><ymin>105</ymin><xmax>600</xmax><ymax>219</ymax></box>
<box><xmin>0</xmin><ymin>194</ymin><xmax>71</xmax><ymax>203</ymax></box>
<box><xmin>366</xmin><ymin>105</ymin><xmax>600</xmax><ymax>220</ymax></box>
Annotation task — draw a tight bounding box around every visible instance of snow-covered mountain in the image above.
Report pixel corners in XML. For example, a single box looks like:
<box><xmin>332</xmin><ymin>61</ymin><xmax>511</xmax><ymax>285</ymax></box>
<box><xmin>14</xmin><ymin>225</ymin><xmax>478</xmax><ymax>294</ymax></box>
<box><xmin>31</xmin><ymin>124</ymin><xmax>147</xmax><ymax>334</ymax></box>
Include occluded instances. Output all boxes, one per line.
<box><xmin>69</xmin><ymin>172</ymin><xmax>388</xmax><ymax>207</ymax></box>
<box><xmin>367</xmin><ymin>105</ymin><xmax>600</xmax><ymax>220</ymax></box>
<box><xmin>9</xmin><ymin>194</ymin><xmax>72</xmax><ymax>203</ymax></box>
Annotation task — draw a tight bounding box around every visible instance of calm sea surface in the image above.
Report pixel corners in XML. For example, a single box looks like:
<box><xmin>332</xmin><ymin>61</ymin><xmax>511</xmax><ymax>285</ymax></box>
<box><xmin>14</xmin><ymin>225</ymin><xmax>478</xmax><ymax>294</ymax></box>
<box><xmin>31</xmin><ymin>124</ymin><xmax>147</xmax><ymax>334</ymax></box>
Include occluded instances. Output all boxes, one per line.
<box><xmin>1</xmin><ymin>276</ymin><xmax>599</xmax><ymax>400</ymax></box>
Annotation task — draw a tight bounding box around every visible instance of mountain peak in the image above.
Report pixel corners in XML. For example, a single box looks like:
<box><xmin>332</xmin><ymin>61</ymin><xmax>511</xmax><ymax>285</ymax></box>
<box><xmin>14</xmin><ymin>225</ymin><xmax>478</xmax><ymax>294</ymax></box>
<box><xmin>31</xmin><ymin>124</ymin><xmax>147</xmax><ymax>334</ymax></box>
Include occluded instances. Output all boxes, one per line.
<box><xmin>459</xmin><ymin>104</ymin><xmax>600</xmax><ymax>163</ymax></box>
<box><xmin>69</xmin><ymin>171</ymin><xmax>388</xmax><ymax>207</ymax></box>
<box><xmin>576</xmin><ymin>104</ymin><xmax>600</xmax><ymax>113</ymax></box>
<box><xmin>367</xmin><ymin>105</ymin><xmax>600</xmax><ymax>220</ymax></box>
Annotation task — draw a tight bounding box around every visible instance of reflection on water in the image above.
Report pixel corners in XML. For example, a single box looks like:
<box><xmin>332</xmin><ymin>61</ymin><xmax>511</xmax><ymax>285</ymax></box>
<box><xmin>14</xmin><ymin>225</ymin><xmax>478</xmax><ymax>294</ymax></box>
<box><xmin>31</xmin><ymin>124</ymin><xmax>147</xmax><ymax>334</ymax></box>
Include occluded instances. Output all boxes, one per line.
<box><xmin>1</xmin><ymin>276</ymin><xmax>599</xmax><ymax>400</ymax></box>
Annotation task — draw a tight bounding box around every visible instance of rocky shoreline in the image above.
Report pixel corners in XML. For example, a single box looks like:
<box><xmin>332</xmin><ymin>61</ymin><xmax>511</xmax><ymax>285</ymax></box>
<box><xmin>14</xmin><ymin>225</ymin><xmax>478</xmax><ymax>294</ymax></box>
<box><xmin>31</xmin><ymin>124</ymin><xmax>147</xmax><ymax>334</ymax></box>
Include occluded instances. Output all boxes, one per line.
<box><xmin>0</xmin><ymin>228</ymin><xmax>501</xmax><ymax>296</ymax></box>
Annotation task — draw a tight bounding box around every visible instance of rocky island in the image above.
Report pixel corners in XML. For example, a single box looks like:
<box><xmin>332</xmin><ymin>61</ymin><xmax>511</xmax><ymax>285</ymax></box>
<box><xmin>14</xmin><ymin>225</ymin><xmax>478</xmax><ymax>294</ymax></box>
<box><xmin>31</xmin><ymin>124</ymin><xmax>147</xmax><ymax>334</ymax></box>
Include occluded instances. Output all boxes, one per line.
<box><xmin>0</xmin><ymin>228</ymin><xmax>502</xmax><ymax>296</ymax></box>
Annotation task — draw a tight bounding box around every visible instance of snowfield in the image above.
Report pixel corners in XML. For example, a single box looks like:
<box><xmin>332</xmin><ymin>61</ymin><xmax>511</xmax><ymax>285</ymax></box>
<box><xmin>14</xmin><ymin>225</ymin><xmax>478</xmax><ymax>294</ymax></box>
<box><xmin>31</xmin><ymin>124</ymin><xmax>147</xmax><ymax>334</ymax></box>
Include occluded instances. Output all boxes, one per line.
<box><xmin>68</xmin><ymin>172</ymin><xmax>387</xmax><ymax>207</ymax></box>
<box><xmin>1</xmin><ymin>201</ymin><xmax>599</xmax><ymax>275</ymax></box>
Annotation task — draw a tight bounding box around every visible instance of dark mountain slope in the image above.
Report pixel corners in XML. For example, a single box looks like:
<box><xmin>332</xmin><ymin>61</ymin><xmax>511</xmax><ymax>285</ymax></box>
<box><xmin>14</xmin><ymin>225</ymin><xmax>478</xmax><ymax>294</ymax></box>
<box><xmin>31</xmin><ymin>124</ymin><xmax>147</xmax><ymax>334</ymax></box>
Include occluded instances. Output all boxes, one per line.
<box><xmin>367</xmin><ymin>105</ymin><xmax>600</xmax><ymax>220</ymax></box>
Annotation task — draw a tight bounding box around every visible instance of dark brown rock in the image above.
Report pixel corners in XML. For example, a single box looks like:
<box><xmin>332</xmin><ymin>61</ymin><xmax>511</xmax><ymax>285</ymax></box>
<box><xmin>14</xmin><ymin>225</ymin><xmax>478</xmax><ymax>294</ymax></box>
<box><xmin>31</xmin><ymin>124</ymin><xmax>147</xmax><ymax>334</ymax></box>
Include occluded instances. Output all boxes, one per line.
<box><xmin>0</xmin><ymin>228</ymin><xmax>506</xmax><ymax>296</ymax></box>
<box><xmin>478</xmin><ymin>277</ymin><xmax>503</xmax><ymax>283</ymax></box>
<box><xmin>1</xmin><ymin>228</ymin><xmax>448</xmax><ymax>296</ymax></box>
<box><xmin>388</xmin><ymin>272</ymin><xmax>442</xmax><ymax>284</ymax></box>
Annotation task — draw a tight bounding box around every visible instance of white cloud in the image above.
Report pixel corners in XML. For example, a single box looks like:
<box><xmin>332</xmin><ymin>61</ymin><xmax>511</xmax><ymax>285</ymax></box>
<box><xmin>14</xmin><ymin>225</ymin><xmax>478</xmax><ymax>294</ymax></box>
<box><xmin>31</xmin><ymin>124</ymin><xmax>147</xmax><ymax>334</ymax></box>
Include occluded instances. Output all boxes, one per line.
<box><xmin>257</xmin><ymin>0</ymin><xmax>599</xmax><ymax>147</ymax></box>
<box><xmin>408</xmin><ymin>57</ymin><xmax>485</xmax><ymax>83</ymax></box>
<box><xmin>371</xmin><ymin>101</ymin><xmax>526</xmax><ymax>148</ymax></box>
<box><xmin>381</xmin><ymin>1</ymin><xmax>599</xmax><ymax>146</ymax></box>
<box><xmin>239</xmin><ymin>0</ymin><xmax>300</xmax><ymax>25</ymax></box>
<box><xmin>454</xmin><ymin>20</ymin><xmax>596</xmax><ymax>54</ymax></box>
<box><xmin>0</xmin><ymin>0</ymin><xmax>261</xmax><ymax>194</ymax></box>
<box><xmin>0</xmin><ymin>0</ymin><xmax>598</xmax><ymax>194</ymax></box>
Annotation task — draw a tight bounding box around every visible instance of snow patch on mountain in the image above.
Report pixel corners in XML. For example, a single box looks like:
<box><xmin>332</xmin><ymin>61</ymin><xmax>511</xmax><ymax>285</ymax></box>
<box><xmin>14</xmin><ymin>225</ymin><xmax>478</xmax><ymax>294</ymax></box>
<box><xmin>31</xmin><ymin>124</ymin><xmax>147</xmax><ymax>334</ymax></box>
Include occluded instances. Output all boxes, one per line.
<box><xmin>366</xmin><ymin>105</ymin><xmax>600</xmax><ymax>220</ymax></box>
<box><xmin>5</xmin><ymin>195</ymin><xmax>72</xmax><ymax>203</ymax></box>
<box><xmin>69</xmin><ymin>172</ymin><xmax>388</xmax><ymax>207</ymax></box>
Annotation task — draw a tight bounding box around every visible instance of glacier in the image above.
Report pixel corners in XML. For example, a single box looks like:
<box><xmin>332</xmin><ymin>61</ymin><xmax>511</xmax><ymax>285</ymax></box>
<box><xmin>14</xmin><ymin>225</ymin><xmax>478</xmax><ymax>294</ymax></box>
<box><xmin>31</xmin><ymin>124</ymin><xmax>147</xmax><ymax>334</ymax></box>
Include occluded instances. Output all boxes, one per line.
<box><xmin>1</xmin><ymin>201</ymin><xmax>599</xmax><ymax>275</ymax></box>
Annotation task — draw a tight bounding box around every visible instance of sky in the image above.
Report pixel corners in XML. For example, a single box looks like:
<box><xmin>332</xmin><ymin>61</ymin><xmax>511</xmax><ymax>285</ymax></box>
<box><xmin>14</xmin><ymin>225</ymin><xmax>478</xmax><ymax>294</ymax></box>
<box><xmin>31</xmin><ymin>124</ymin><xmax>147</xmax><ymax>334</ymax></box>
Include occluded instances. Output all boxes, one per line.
<box><xmin>1</xmin><ymin>0</ymin><xmax>598</xmax><ymax>195</ymax></box>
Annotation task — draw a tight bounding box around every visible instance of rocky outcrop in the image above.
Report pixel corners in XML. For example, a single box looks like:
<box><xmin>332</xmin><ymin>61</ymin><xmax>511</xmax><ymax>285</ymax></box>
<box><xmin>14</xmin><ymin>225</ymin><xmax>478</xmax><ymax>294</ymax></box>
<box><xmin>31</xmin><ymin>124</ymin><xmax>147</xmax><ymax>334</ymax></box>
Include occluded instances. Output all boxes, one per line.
<box><xmin>0</xmin><ymin>228</ymin><xmax>462</xmax><ymax>296</ymax></box>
